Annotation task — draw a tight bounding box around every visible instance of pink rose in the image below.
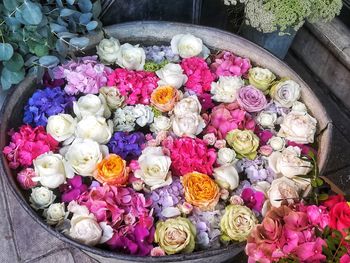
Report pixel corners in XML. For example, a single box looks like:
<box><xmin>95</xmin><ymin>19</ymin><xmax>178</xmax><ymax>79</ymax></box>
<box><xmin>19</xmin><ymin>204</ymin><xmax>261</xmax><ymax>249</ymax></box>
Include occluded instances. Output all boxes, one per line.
<box><xmin>259</xmin><ymin>145</ymin><xmax>273</xmax><ymax>156</ymax></box>
<box><xmin>150</xmin><ymin>247</ymin><xmax>166</xmax><ymax>256</ymax></box>
<box><xmin>237</xmin><ymin>86</ymin><xmax>267</xmax><ymax>112</ymax></box>
<box><xmin>17</xmin><ymin>168</ymin><xmax>37</xmax><ymax>190</ymax></box>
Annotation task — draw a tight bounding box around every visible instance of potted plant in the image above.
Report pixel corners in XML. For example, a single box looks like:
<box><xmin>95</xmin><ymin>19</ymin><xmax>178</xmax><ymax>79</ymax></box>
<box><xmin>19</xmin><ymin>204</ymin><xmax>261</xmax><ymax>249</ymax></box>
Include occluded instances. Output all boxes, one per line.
<box><xmin>224</xmin><ymin>0</ymin><xmax>343</xmax><ymax>59</ymax></box>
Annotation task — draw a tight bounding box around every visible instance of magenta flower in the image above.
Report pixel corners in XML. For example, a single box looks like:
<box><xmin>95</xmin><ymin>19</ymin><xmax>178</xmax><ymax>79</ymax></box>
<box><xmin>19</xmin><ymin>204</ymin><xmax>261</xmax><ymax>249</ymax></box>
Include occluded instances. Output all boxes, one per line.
<box><xmin>237</xmin><ymin>86</ymin><xmax>267</xmax><ymax>113</ymax></box>
<box><xmin>306</xmin><ymin>205</ymin><xmax>329</xmax><ymax>229</ymax></box>
<box><xmin>241</xmin><ymin>188</ymin><xmax>265</xmax><ymax>213</ymax></box>
<box><xmin>210</xmin><ymin>51</ymin><xmax>251</xmax><ymax>78</ymax></box>
<box><xmin>60</xmin><ymin>175</ymin><xmax>88</xmax><ymax>203</ymax></box>
<box><xmin>294</xmin><ymin>237</ymin><xmax>326</xmax><ymax>263</ymax></box>
<box><xmin>257</xmin><ymin>129</ymin><xmax>274</xmax><ymax>145</ymax></box>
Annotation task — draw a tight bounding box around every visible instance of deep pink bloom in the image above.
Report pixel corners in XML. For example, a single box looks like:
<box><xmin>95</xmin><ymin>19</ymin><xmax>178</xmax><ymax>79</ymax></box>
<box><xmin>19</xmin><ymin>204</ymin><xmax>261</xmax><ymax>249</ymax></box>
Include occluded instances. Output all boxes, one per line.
<box><xmin>198</xmin><ymin>93</ymin><xmax>215</xmax><ymax>112</ymax></box>
<box><xmin>340</xmin><ymin>253</ymin><xmax>350</xmax><ymax>263</ymax></box>
<box><xmin>306</xmin><ymin>205</ymin><xmax>330</xmax><ymax>229</ymax></box>
<box><xmin>43</xmin><ymin>71</ymin><xmax>65</xmax><ymax>88</ymax></box>
<box><xmin>181</xmin><ymin>57</ymin><xmax>215</xmax><ymax>95</ymax></box>
<box><xmin>16</xmin><ymin>168</ymin><xmax>37</xmax><ymax>190</ymax></box>
<box><xmin>237</xmin><ymin>86</ymin><xmax>267</xmax><ymax>113</ymax></box>
<box><xmin>280</xmin><ymin>227</ymin><xmax>299</xmax><ymax>254</ymax></box>
<box><xmin>162</xmin><ymin>136</ymin><xmax>217</xmax><ymax>176</ymax></box>
<box><xmin>60</xmin><ymin>175</ymin><xmax>88</xmax><ymax>203</ymax></box>
<box><xmin>3</xmin><ymin>125</ymin><xmax>58</xmax><ymax>169</ymax></box>
<box><xmin>257</xmin><ymin>129</ymin><xmax>274</xmax><ymax>145</ymax></box>
<box><xmin>107</xmin><ymin>68</ymin><xmax>158</xmax><ymax>105</ymax></box>
<box><xmin>210</xmin><ymin>51</ymin><xmax>251</xmax><ymax>78</ymax></box>
<box><xmin>287</xmin><ymin>141</ymin><xmax>317</xmax><ymax>157</ymax></box>
<box><xmin>284</xmin><ymin>211</ymin><xmax>309</xmax><ymax>231</ymax></box>
<box><xmin>241</xmin><ymin>188</ymin><xmax>265</xmax><ymax>213</ymax></box>
<box><xmin>294</xmin><ymin>237</ymin><xmax>326</xmax><ymax>263</ymax></box>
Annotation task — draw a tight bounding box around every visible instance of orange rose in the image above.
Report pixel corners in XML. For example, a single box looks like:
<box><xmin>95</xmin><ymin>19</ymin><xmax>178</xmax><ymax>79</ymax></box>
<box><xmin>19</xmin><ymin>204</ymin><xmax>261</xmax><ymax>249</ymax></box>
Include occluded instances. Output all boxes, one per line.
<box><xmin>182</xmin><ymin>172</ymin><xmax>220</xmax><ymax>211</ymax></box>
<box><xmin>94</xmin><ymin>154</ymin><xmax>129</xmax><ymax>186</ymax></box>
<box><xmin>150</xmin><ymin>85</ymin><xmax>180</xmax><ymax>112</ymax></box>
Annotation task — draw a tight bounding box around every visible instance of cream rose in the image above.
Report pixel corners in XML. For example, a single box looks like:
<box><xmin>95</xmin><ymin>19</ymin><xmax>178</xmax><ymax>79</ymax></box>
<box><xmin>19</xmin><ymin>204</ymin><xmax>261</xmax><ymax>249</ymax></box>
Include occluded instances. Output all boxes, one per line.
<box><xmin>256</xmin><ymin>111</ymin><xmax>277</xmax><ymax>129</ymax></box>
<box><xmin>173</xmin><ymin>95</ymin><xmax>202</xmax><ymax>116</ymax></box>
<box><xmin>150</xmin><ymin>116</ymin><xmax>172</xmax><ymax>133</ymax></box>
<box><xmin>96</xmin><ymin>37</ymin><xmax>120</xmax><ymax>65</ymax></box>
<box><xmin>75</xmin><ymin>116</ymin><xmax>113</xmax><ymax>144</ymax></box>
<box><xmin>33</xmin><ymin>152</ymin><xmax>74</xmax><ymax>189</ymax></box>
<box><xmin>171</xmin><ymin>34</ymin><xmax>209</xmax><ymax>58</ymax></box>
<box><xmin>73</xmin><ymin>94</ymin><xmax>110</xmax><ymax>120</ymax></box>
<box><xmin>268</xmin><ymin>136</ymin><xmax>285</xmax><ymax>151</ymax></box>
<box><xmin>172</xmin><ymin>113</ymin><xmax>205</xmax><ymax>137</ymax></box>
<box><xmin>46</xmin><ymin>114</ymin><xmax>76</xmax><ymax>144</ymax></box>
<box><xmin>270</xmin><ymin>79</ymin><xmax>301</xmax><ymax>108</ymax></box>
<box><xmin>268</xmin><ymin>146</ymin><xmax>313</xmax><ymax>178</ymax></box>
<box><xmin>213</xmin><ymin>165</ymin><xmax>239</xmax><ymax>190</ymax></box>
<box><xmin>217</xmin><ymin>147</ymin><xmax>237</xmax><ymax>165</ymax></box>
<box><xmin>63</xmin><ymin>139</ymin><xmax>108</xmax><ymax>177</ymax></box>
<box><xmin>292</xmin><ymin>101</ymin><xmax>307</xmax><ymax>112</ymax></box>
<box><xmin>156</xmin><ymin>63</ymin><xmax>188</xmax><ymax>89</ymax></box>
<box><xmin>248</xmin><ymin>67</ymin><xmax>276</xmax><ymax>93</ymax></box>
<box><xmin>267</xmin><ymin>177</ymin><xmax>300</xmax><ymax>207</ymax></box>
<box><xmin>278</xmin><ymin>111</ymin><xmax>317</xmax><ymax>144</ymax></box>
<box><xmin>134</xmin><ymin>147</ymin><xmax>172</xmax><ymax>190</ymax></box>
<box><xmin>226</xmin><ymin>129</ymin><xmax>260</xmax><ymax>160</ymax></box>
<box><xmin>210</xmin><ymin>76</ymin><xmax>244</xmax><ymax>103</ymax></box>
<box><xmin>43</xmin><ymin>203</ymin><xmax>66</xmax><ymax>225</ymax></box>
<box><xmin>116</xmin><ymin>43</ymin><xmax>145</xmax><ymax>70</ymax></box>
<box><xmin>68</xmin><ymin>202</ymin><xmax>102</xmax><ymax>246</ymax></box>
<box><xmin>99</xmin><ymin>86</ymin><xmax>125</xmax><ymax>110</ymax></box>
<box><xmin>30</xmin><ymin>187</ymin><xmax>56</xmax><ymax>210</ymax></box>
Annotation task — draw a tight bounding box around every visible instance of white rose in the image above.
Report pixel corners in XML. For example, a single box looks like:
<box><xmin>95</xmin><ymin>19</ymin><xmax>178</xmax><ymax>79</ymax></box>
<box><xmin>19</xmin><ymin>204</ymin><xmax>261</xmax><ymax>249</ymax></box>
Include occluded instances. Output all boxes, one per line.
<box><xmin>171</xmin><ymin>34</ymin><xmax>210</xmax><ymax>58</ymax></box>
<box><xmin>96</xmin><ymin>37</ymin><xmax>120</xmax><ymax>65</ymax></box>
<box><xmin>68</xmin><ymin>202</ymin><xmax>102</xmax><ymax>246</ymax></box>
<box><xmin>30</xmin><ymin>187</ymin><xmax>56</xmax><ymax>210</ymax></box>
<box><xmin>99</xmin><ymin>86</ymin><xmax>125</xmax><ymax>110</ymax></box>
<box><xmin>113</xmin><ymin>106</ymin><xmax>136</xmax><ymax>132</ymax></box>
<box><xmin>268</xmin><ymin>136</ymin><xmax>285</xmax><ymax>151</ymax></box>
<box><xmin>217</xmin><ymin>148</ymin><xmax>237</xmax><ymax>165</ymax></box>
<box><xmin>63</xmin><ymin>139</ymin><xmax>108</xmax><ymax>177</ymax></box>
<box><xmin>33</xmin><ymin>152</ymin><xmax>74</xmax><ymax>189</ymax></box>
<box><xmin>172</xmin><ymin>113</ymin><xmax>205</xmax><ymax>137</ymax></box>
<box><xmin>46</xmin><ymin>114</ymin><xmax>76</xmax><ymax>144</ymax></box>
<box><xmin>73</xmin><ymin>94</ymin><xmax>110</xmax><ymax>120</ymax></box>
<box><xmin>156</xmin><ymin>63</ymin><xmax>188</xmax><ymax>89</ymax></box>
<box><xmin>75</xmin><ymin>116</ymin><xmax>113</xmax><ymax>144</ymax></box>
<box><xmin>32</xmin><ymin>152</ymin><xmax>74</xmax><ymax>189</ymax></box>
<box><xmin>270</xmin><ymin>79</ymin><xmax>301</xmax><ymax>108</ymax></box>
<box><xmin>213</xmin><ymin>165</ymin><xmax>239</xmax><ymax>190</ymax></box>
<box><xmin>268</xmin><ymin>177</ymin><xmax>300</xmax><ymax>207</ymax></box>
<box><xmin>150</xmin><ymin>116</ymin><xmax>172</xmax><ymax>133</ymax></box>
<box><xmin>268</xmin><ymin>146</ymin><xmax>313</xmax><ymax>178</ymax></box>
<box><xmin>256</xmin><ymin>111</ymin><xmax>277</xmax><ymax>129</ymax></box>
<box><xmin>253</xmin><ymin>181</ymin><xmax>271</xmax><ymax>195</ymax></box>
<box><xmin>210</xmin><ymin>76</ymin><xmax>244</xmax><ymax>103</ymax></box>
<box><xmin>134</xmin><ymin>147</ymin><xmax>172</xmax><ymax>190</ymax></box>
<box><xmin>278</xmin><ymin>111</ymin><xmax>317</xmax><ymax>144</ymax></box>
<box><xmin>292</xmin><ymin>101</ymin><xmax>307</xmax><ymax>112</ymax></box>
<box><xmin>203</xmin><ymin>133</ymin><xmax>216</xmax><ymax>145</ymax></box>
<box><xmin>133</xmin><ymin>104</ymin><xmax>154</xmax><ymax>127</ymax></box>
<box><xmin>173</xmin><ymin>95</ymin><xmax>202</xmax><ymax>116</ymax></box>
<box><xmin>43</xmin><ymin>203</ymin><xmax>66</xmax><ymax>225</ymax></box>
<box><xmin>116</xmin><ymin>43</ymin><xmax>145</xmax><ymax>70</ymax></box>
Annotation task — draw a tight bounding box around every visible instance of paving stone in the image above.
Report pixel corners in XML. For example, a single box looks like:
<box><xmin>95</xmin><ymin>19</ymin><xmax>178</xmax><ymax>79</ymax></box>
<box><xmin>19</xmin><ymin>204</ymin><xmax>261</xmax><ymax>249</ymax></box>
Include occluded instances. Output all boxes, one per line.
<box><xmin>70</xmin><ymin>248</ymin><xmax>100</xmax><ymax>263</ymax></box>
<box><xmin>29</xmin><ymin>249</ymin><xmax>74</xmax><ymax>263</ymax></box>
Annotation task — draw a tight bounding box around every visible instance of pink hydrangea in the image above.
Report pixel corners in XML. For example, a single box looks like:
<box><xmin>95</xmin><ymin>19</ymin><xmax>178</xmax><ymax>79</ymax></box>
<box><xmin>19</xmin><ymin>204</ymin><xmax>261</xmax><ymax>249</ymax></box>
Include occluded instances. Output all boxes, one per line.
<box><xmin>107</xmin><ymin>68</ymin><xmax>159</xmax><ymax>105</ymax></box>
<box><xmin>181</xmin><ymin>57</ymin><xmax>215</xmax><ymax>95</ymax></box>
<box><xmin>78</xmin><ymin>184</ymin><xmax>154</xmax><ymax>256</ymax></box>
<box><xmin>53</xmin><ymin>56</ymin><xmax>112</xmax><ymax>95</ymax></box>
<box><xmin>203</xmin><ymin>102</ymin><xmax>256</xmax><ymax>140</ymax></box>
<box><xmin>3</xmin><ymin>125</ymin><xmax>59</xmax><ymax>169</ymax></box>
<box><xmin>16</xmin><ymin>168</ymin><xmax>37</xmax><ymax>190</ymax></box>
<box><xmin>210</xmin><ymin>51</ymin><xmax>251</xmax><ymax>78</ymax></box>
<box><xmin>162</xmin><ymin>136</ymin><xmax>217</xmax><ymax>176</ymax></box>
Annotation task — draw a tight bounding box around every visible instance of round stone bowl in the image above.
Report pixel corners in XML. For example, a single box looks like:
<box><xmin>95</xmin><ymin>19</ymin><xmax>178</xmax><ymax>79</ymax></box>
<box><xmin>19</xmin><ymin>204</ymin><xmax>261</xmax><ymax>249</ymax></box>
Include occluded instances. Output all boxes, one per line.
<box><xmin>0</xmin><ymin>21</ymin><xmax>332</xmax><ymax>263</ymax></box>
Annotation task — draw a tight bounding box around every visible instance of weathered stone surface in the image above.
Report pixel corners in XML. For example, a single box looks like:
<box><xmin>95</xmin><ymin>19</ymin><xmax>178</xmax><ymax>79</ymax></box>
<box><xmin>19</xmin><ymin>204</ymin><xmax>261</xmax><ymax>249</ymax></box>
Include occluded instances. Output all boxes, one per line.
<box><xmin>31</xmin><ymin>250</ymin><xmax>74</xmax><ymax>263</ymax></box>
<box><xmin>70</xmin><ymin>248</ymin><xmax>100</xmax><ymax>263</ymax></box>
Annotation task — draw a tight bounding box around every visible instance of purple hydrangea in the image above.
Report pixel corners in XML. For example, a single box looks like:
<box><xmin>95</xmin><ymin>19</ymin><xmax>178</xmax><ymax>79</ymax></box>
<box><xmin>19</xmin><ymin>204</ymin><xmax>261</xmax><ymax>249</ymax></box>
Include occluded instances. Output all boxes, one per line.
<box><xmin>144</xmin><ymin>45</ymin><xmax>180</xmax><ymax>63</ymax></box>
<box><xmin>149</xmin><ymin>178</ymin><xmax>184</xmax><ymax>219</ymax></box>
<box><xmin>23</xmin><ymin>87</ymin><xmax>75</xmax><ymax>127</ymax></box>
<box><xmin>237</xmin><ymin>157</ymin><xmax>276</xmax><ymax>184</ymax></box>
<box><xmin>108</xmin><ymin>132</ymin><xmax>145</xmax><ymax>161</ymax></box>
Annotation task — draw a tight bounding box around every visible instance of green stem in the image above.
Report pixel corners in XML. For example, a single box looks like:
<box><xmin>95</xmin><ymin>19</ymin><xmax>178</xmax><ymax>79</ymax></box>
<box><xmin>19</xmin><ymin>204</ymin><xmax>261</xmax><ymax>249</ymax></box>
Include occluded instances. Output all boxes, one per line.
<box><xmin>331</xmin><ymin>238</ymin><xmax>343</xmax><ymax>262</ymax></box>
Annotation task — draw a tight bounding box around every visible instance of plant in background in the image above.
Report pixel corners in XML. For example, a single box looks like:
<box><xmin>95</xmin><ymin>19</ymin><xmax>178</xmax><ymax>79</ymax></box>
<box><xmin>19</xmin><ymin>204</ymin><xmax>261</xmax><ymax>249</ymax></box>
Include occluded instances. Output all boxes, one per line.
<box><xmin>0</xmin><ymin>0</ymin><xmax>102</xmax><ymax>90</ymax></box>
<box><xmin>224</xmin><ymin>0</ymin><xmax>343</xmax><ymax>34</ymax></box>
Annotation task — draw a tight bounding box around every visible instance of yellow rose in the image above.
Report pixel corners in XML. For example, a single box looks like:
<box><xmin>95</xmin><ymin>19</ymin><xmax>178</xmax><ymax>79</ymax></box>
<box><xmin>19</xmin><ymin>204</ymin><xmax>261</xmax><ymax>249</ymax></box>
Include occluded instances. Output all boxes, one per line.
<box><xmin>226</xmin><ymin>129</ymin><xmax>259</xmax><ymax>160</ymax></box>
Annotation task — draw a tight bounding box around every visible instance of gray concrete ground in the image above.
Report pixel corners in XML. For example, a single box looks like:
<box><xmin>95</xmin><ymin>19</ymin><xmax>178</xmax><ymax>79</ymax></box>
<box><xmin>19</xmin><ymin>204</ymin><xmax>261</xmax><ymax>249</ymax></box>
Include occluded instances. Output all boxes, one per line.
<box><xmin>0</xmin><ymin>51</ymin><xmax>349</xmax><ymax>263</ymax></box>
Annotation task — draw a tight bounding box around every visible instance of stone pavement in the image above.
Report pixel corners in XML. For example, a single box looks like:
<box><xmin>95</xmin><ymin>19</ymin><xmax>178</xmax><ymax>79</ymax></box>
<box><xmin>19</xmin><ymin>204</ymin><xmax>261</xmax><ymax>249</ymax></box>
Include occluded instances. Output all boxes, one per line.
<box><xmin>0</xmin><ymin>51</ymin><xmax>350</xmax><ymax>263</ymax></box>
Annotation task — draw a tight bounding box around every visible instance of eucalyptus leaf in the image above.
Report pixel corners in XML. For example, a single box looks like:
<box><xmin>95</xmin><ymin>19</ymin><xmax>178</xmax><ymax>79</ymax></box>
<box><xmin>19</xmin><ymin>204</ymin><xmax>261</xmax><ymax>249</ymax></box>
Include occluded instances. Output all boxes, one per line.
<box><xmin>24</xmin><ymin>56</ymin><xmax>39</xmax><ymax>67</ymax></box>
<box><xmin>0</xmin><ymin>43</ymin><xmax>14</xmax><ymax>61</ymax></box>
<box><xmin>78</xmin><ymin>0</ymin><xmax>92</xmax><ymax>13</ymax></box>
<box><xmin>55</xmin><ymin>0</ymin><xmax>63</xmax><ymax>8</ymax></box>
<box><xmin>92</xmin><ymin>0</ymin><xmax>102</xmax><ymax>18</ymax></box>
<box><xmin>3</xmin><ymin>0</ymin><xmax>17</xmax><ymax>11</ymax></box>
<box><xmin>69</xmin><ymin>37</ymin><xmax>89</xmax><ymax>48</ymax></box>
<box><xmin>86</xmin><ymin>20</ymin><xmax>98</xmax><ymax>31</ymax></box>
<box><xmin>1</xmin><ymin>67</ymin><xmax>25</xmax><ymax>86</ymax></box>
<box><xmin>33</xmin><ymin>44</ymin><xmax>49</xmax><ymax>57</ymax></box>
<box><xmin>5</xmin><ymin>17</ymin><xmax>21</xmax><ymax>31</ymax></box>
<box><xmin>79</xmin><ymin>12</ymin><xmax>92</xmax><ymax>24</ymax></box>
<box><xmin>55</xmin><ymin>39</ymin><xmax>68</xmax><ymax>57</ymax></box>
<box><xmin>15</xmin><ymin>9</ymin><xmax>27</xmax><ymax>25</ymax></box>
<box><xmin>3</xmin><ymin>53</ymin><xmax>24</xmax><ymax>71</ymax></box>
<box><xmin>50</xmin><ymin>23</ymin><xmax>67</xmax><ymax>33</ymax></box>
<box><xmin>60</xmin><ymin>8</ymin><xmax>76</xmax><ymax>17</ymax></box>
<box><xmin>67</xmin><ymin>0</ymin><xmax>76</xmax><ymax>5</ymax></box>
<box><xmin>22</xmin><ymin>1</ymin><xmax>43</xmax><ymax>25</ymax></box>
<box><xmin>39</xmin><ymin>55</ymin><xmax>59</xmax><ymax>68</ymax></box>
<box><xmin>57</xmin><ymin>17</ymin><xmax>68</xmax><ymax>27</ymax></box>
<box><xmin>57</xmin><ymin>32</ymin><xmax>78</xmax><ymax>39</ymax></box>
<box><xmin>1</xmin><ymin>75</ymin><xmax>12</xmax><ymax>90</ymax></box>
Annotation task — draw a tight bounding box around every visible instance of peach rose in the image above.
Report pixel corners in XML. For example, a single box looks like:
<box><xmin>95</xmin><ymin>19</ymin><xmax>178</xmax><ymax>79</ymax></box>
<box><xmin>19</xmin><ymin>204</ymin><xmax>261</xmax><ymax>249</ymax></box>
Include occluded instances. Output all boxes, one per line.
<box><xmin>181</xmin><ymin>172</ymin><xmax>220</xmax><ymax>211</ymax></box>
<box><xmin>94</xmin><ymin>154</ymin><xmax>129</xmax><ymax>186</ymax></box>
<box><xmin>151</xmin><ymin>86</ymin><xmax>180</xmax><ymax>112</ymax></box>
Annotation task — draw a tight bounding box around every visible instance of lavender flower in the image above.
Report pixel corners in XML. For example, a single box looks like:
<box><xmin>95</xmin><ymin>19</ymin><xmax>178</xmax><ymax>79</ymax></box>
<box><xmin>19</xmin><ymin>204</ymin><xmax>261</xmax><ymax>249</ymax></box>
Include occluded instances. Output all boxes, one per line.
<box><xmin>232</xmin><ymin>180</ymin><xmax>252</xmax><ymax>196</ymax></box>
<box><xmin>108</xmin><ymin>132</ymin><xmax>145</xmax><ymax>161</ymax></box>
<box><xmin>149</xmin><ymin>178</ymin><xmax>184</xmax><ymax>219</ymax></box>
<box><xmin>23</xmin><ymin>87</ymin><xmax>75</xmax><ymax>127</ymax></box>
<box><xmin>237</xmin><ymin>157</ymin><xmax>276</xmax><ymax>184</ymax></box>
<box><xmin>144</xmin><ymin>46</ymin><xmax>180</xmax><ymax>63</ymax></box>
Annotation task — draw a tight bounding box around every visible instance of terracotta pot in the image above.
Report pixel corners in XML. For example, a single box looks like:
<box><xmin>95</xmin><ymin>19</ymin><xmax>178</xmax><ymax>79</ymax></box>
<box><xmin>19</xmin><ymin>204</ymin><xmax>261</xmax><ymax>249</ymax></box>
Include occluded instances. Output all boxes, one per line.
<box><xmin>0</xmin><ymin>21</ymin><xmax>332</xmax><ymax>263</ymax></box>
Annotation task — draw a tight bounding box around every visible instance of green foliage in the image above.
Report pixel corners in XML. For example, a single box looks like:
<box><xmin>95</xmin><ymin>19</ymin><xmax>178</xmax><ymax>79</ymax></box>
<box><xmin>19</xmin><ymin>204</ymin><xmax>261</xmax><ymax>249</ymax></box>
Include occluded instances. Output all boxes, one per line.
<box><xmin>0</xmin><ymin>0</ymin><xmax>102</xmax><ymax>90</ymax></box>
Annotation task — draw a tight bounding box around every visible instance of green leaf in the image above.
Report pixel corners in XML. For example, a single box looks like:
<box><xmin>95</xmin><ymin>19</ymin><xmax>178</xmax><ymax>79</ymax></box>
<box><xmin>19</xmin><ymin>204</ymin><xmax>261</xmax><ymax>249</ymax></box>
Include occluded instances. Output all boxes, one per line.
<box><xmin>316</xmin><ymin>177</ymin><xmax>324</xmax><ymax>187</ymax></box>
<box><xmin>22</xmin><ymin>1</ymin><xmax>43</xmax><ymax>25</ymax></box>
<box><xmin>3</xmin><ymin>53</ymin><xmax>24</xmax><ymax>71</ymax></box>
<box><xmin>3</xmin><ymin>0</ymin><xmax>17</xmax><ymax>11</ymax></box>
<box><xmin>33</xmin><ymin>44</ymin><xmax>49</xmax><ymax>57</ymax></box>
<box><xmin>39</xmin><ymin>55</ymin><xmax>59</xmax><ymax>68</ymax></box>
<box><xmin>50</xmin><ymin>23</ymin><xmax>67</xmax><ymax>33</ymax></box>
<box><xmin>0</xmin><ymin>43</ymin><xmax>14</xmax><ymax>61</ymax></box>
<box><xmin>1</xmin><ymin>67</ymin><xmax>25</xmax><ymax>89</ymax></box>
<box><xmin>326</xmin><ymin>237</ymin><xmax>336</xmax><ymax>251</ymax></box>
